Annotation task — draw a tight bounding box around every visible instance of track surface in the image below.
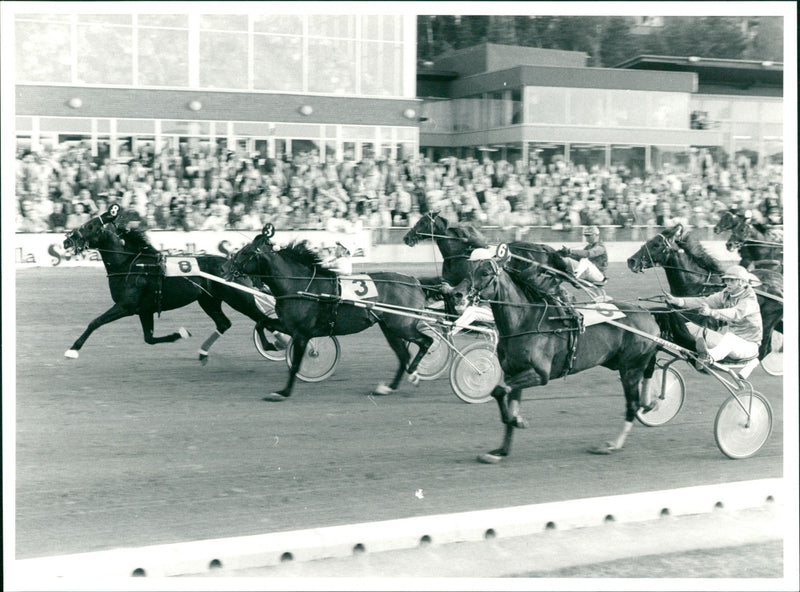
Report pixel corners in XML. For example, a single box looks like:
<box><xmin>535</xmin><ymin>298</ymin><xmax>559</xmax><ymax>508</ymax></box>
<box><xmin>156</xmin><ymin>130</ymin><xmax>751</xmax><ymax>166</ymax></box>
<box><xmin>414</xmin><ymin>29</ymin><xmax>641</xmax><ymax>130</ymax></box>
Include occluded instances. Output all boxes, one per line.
<box><xmin>14</xmin><ymin>263</ymin><xmax>783</xmax><ymax>559</ymax></box>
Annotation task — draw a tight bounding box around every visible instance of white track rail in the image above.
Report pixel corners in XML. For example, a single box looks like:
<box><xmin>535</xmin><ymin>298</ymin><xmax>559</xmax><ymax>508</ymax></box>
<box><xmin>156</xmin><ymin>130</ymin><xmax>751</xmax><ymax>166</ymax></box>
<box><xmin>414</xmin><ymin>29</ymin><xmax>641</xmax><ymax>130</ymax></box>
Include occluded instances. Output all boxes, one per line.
<box><xmin>11</xmin><ymin>478</ymin><xmax>783</xmax><ymax>579</ymax></box>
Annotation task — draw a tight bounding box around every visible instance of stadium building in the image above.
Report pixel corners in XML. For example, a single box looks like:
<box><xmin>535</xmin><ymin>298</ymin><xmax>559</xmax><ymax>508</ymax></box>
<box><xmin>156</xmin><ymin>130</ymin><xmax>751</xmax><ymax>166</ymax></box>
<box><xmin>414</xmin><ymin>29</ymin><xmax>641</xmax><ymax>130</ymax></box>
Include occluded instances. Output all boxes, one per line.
<box><xmin>13</xmin><ymin>11</ymin><xmax>783</xmax><ymax>173</ymax></box>
<box><xmin>417</xmin><ymin>43</ymin><xmax>783</xmax><ymax>173</ymax></box>
<box><xmin>13</xmin><ymin>12</ymin><xmax>421</xmax><ymax>163</ymax></box>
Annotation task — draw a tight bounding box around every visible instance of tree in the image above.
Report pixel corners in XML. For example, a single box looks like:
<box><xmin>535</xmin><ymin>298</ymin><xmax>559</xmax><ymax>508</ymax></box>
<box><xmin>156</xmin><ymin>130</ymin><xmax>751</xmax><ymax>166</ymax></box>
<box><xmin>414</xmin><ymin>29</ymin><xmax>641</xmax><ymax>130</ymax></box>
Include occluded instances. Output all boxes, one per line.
<box><xmin>487</xmin><ymin>15</ymin><xmax>518</xmax><ymax>45</ymax></box>
<box><xmin>598</xmin><ymin>17</ymin><xmax>640</xmax><ymax>67</ymax></box>
<box><xmin>417</xmin><ymin>15</ymin><xmax>757</xmax><ymax>64</ymax></box>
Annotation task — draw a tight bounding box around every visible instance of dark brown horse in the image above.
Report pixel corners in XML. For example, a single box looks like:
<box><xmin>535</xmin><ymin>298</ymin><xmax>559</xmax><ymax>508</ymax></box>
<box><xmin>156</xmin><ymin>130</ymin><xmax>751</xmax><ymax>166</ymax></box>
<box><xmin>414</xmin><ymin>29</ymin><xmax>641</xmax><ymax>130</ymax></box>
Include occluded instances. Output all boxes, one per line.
<box><xmin>627</xmin><ymin>224</ymin><xmax>783</xmax><ymax>361</ymax></box>
<box><xmin>230</xmin><ymin>225</ymin><xmax>434</xmax><ymax>400</ymax></box>
<box><xmin>714</xmin><ymin>210</ymin><xmax>783</xmax><ymax>271</ymax></box>
<box><xmin>467</xmin><ymin>252</ymin><xmax>661</xmax><ymax>461</ymax></box>
<box><xmin>402</xmin><ymin>211</ymin><xmax>575</xmax><ymax>309</ymax></box>
<box><xmin>63</xmin><ymin>205</ymin><xmax>286</xmax><ymax>363</ymax></box>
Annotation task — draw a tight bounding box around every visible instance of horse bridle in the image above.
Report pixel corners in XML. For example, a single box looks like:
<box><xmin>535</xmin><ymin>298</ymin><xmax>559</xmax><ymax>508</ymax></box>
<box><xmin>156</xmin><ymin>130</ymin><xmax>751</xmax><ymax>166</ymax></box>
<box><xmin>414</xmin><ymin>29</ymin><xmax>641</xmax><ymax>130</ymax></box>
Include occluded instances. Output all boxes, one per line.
<box><xmin>468</xmin><ymin>257</ymin><xmax>501</xmax><ymax>301</ymax></box>
<box><xmin>64</xmin><ymin>215</ymin><xmax>116</xmax><ymax>254</ymax></box>
<box><xmin>228</xmin><ymin>235</ymin><xmax>271</xmax><ymax>280</ymax></box>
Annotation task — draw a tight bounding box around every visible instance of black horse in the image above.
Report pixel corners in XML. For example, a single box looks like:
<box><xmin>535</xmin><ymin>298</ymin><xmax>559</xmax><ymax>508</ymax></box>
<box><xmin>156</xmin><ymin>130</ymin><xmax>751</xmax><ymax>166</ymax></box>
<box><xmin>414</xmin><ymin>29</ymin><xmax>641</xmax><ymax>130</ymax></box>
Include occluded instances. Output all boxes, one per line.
<box><xmin>713</xmin><ymin>210</ymin><xmax>783</xmax><ymax>271</ymax></box>
<box><xmin>63</xmin><ymin>205</ymin><xmax>285</xmax><ymax>363</ymax></box>
<box><xmin>627</xmin><ymin>224</ymin><xmax>783</xmax><ymax>360</ymax></box>
<box><xmin>466</xmin><ymin>252</ymin><xmax>661</xmax><ymax>461</ymax></box>
<box><xmin>402</xmin><ymin>211</ymin><xmax>575</xmax><ymax>304</ymax></box>
<box><xmin>230</xmin><ymin>225</ymin><xmax>434</xmax><ymax>400</ymax></box>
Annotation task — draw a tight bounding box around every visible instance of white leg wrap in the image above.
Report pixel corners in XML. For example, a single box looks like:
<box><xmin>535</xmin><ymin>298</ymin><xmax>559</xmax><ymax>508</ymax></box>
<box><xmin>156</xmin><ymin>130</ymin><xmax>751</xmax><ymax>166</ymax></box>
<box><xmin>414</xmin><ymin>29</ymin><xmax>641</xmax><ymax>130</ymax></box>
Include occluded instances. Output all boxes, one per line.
<box><xmin>178</xmin><ymin>327</ymin><xmax>191</xmax><ymax>339</ymax></box>
<box><xmin>373</xmin><ymin>383</ymin><xmax>394</xmax><ymax>395</ymax></box>
<box><xmin>612</xmin><ymin>420</ymin><xmax>634</xmax><ymax>450</ymax></box>
<box><xmin>64</xmin><ymin>350</ymin><xmax>79</xmax><ymax>359</ymax></box>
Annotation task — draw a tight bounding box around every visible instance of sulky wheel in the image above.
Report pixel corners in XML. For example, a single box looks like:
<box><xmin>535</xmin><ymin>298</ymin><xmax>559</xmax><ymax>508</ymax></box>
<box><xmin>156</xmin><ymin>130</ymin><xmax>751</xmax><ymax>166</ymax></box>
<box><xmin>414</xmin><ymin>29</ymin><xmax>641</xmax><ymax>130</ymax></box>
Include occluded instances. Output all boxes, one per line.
<box><xmin>449</xmin><ymin>341</ymin><xmax>502</xmax><ymax>404</ymax></box>
<box><xmin>714</xmin><ymin>390</ymin><xmax>773</xmax><ymax>459</ymax></box>
<box><xmin>286</xmin><ymin>336</ymin><xmax>341</xmax><ymax>383</ymax></box>
<box><xmin>760</xmin><ymin>329</ymin><xmax>783</xmax><ymax>376</ymax></box>
<box><xmin>636</xmin><ymin>365</ymin><xmax>686</xmax><ymax>427</ymax></box>
<box><xmin>253</xmin><ymin>326</ymin><xmax>289</xmax><ymax>362</ymax></box>
<box><xmin>408</xmin><ymin>331</ymin><xmax>453</xmax><ymax>381</ymax></box>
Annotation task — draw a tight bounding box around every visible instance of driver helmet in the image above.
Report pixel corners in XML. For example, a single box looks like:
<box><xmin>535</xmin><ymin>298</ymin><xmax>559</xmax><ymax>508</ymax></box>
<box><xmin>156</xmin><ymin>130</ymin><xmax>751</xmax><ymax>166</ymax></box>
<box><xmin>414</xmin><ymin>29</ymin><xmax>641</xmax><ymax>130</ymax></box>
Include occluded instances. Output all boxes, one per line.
<box><xmin>721</xmin><ymin>265</ymin><xmax>754</xmax><ymax>283</ymax></box>
<box><xmin>582</xmin><ymin>225</ymin><xmax>600</xmax><ymax>238</ymax></box>
<box><xmin>468</xmin><ymin>247</ymin><xmax>494</xmax><ymax>261</ymax></box>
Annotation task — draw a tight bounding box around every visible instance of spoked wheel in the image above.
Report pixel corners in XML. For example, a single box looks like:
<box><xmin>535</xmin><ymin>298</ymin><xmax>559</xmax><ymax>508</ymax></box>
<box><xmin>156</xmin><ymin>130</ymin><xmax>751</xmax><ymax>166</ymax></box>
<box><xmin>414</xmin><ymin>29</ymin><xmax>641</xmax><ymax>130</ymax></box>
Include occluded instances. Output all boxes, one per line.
<box><xmin>449</xmin><ymin>342</ymin><xmax>502</xmax><ymax>404</ymax></box>
<box><xmin>760</xmin><ymin>330</ymin><xmax>783</xmax><ymax>376</ymax></box>
<box><xmin>253</xmin><ymin>327</ymin><xmax>289</xmax><ymax>362</ymax></box>
<box><xmin>714</xmin><ymin>390</ymin><xmax>773</xmax><ymax>459</ymax></box>
<box><xmin>636</xmin><ymin>366</ymin><xmax>686</xmax><ymax>427</ymax></box>
<box><xmin>286</xmin><ymin>336</ymin><xmax>341</xmax><ymax>383</ymax></box>
<box><xmin>408</xmin><ymin>331</ymin><xmax>453</xmax><ymax>381</ymax></box>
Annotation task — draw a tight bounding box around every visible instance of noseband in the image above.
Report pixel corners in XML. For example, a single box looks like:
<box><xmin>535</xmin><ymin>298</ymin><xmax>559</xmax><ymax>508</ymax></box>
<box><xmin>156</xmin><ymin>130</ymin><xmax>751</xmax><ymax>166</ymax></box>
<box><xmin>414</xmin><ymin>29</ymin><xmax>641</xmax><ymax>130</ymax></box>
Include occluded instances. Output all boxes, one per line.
<box><xmin>469</xmin><ymin>258</ymin><xmax>501</xmax><ymax>299</ymax></box>
<box><xmin>65</xmin><ymin>216</ymin><xmax>114</xmax><ymax>254</ymax></box>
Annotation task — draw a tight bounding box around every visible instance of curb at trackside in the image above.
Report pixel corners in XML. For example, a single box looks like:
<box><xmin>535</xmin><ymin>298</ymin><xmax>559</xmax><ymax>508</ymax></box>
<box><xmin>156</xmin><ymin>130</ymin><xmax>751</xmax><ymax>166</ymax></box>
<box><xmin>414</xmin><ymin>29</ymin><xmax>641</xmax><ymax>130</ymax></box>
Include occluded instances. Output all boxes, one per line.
<box><xmin>9</xmin><ymin>478</ymin><xmax>783</xmax><ymax>580</ymax></box>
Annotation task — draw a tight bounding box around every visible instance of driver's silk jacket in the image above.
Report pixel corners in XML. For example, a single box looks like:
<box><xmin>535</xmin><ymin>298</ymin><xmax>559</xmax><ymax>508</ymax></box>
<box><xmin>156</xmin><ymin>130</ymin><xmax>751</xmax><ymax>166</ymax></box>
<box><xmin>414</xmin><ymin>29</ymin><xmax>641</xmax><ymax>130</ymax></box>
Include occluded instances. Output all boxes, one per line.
<box><xmin>682</xmin><ymin>286</ymin><xmax>763</xmax><ymax>344</ymax></box>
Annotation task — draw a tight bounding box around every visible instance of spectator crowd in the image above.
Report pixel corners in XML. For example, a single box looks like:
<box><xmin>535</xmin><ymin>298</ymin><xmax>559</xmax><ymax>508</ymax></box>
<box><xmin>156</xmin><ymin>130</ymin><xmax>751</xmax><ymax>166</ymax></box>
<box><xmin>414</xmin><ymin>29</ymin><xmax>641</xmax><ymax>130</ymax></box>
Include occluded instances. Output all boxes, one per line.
<box><xmin>15</xmin><ymin>141</ymin><xmax>784</xmax><ymax>235</ymax></box>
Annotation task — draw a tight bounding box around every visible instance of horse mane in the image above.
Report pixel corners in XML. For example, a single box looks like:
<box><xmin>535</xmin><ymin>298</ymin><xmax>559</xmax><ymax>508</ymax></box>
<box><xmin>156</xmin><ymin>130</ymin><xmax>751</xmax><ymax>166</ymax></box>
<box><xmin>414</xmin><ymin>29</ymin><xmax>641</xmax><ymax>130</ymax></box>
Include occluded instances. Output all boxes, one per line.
<box><xmin>450</xmin><ymin>223</ymin><xmax>489</xmax><ymax>247</ymax></box>
<box><xmin>279</xmin><ymin>240</ymin><xmax>336</xmax><ymax>277</ymax></box>
<box><xmin>118</xmin><ymin>226</ymin><xmax>160</xmax><ymax>256</ymax></box>
<box><xmin>506</xmin><ymin>267</ymin><xmax>555</xmax><ymax>303</ymax></box>
<box><xmin>747</xmin><ymin>221</ymin><xmax>770</xmax><ymax>235</ymax></box>
<box><xmin>676</xmin><ymin>230</ymin><xmax>724</xmax><ymax>273</ymax></box>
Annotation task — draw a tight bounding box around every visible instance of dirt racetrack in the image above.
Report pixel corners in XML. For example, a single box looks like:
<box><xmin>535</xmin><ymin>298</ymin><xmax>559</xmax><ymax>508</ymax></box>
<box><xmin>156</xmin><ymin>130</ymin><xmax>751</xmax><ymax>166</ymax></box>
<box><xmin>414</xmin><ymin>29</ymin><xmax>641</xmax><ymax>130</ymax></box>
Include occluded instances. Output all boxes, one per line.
<box><xmin>13</xmin><ymin>262</ymin><xmax>783</xmax><ymax>560</ymax></box>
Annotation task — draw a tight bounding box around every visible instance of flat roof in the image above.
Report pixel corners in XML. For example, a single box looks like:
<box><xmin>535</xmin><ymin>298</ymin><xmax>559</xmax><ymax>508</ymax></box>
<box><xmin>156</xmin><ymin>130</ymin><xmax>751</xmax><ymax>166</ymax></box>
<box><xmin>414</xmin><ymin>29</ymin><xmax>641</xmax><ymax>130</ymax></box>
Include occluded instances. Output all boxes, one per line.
<box><xmin>614</xmin><ymin>55</ymin><xmax>783</xmax><ymax>87</ymax></box>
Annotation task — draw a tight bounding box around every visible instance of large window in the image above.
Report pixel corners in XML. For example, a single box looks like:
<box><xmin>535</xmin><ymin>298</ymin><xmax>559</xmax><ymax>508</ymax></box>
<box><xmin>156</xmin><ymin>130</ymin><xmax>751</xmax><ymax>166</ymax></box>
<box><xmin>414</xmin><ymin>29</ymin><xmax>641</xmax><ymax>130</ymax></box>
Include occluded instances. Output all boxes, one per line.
<box><xmin>138</xmin><ymin>26</ymin><xmax>189</xmax><ymax>87</ymax></box>
<box><xmin>568</xmin><ymin>89</ymin><xmax>605</xmax><ymax>126</ymax></box>
<box><xmin>15</xmin><ymin>18</ymin><xmax>71</xmax><ymax>83</ymax></box>
<box><xmin>76</xmin><ymin>21</ymin><xmax>133</xmax><ymax>85</ymax></box>
<box><xmin>523</xmin><ymin>86</ymin><xmax>688</xmax><ymax>129</ymax></box>
<box><xmin>308</xmin><ymin>39</ymin><xmax>356</xmax><ymax>94</ymax></box>
<box><xmin>606</xmin><ymin>90</ymin><xmax>649</xmax><ymax>127</ymax></box>
<box><xmin>649</xmin><ymin>92</ymin><xmax>689</xmax><ymax>128</ymax></box>
<box><xmin>652</xmin><ymin>146</ymin><xmax>691</xmax><ymax>171</ymax></box>
<box><xmin>14</xmin><ymin>13</ymin><xmax>408</xmax><ymax>97</ymax></box>
<box><xmin>525</xmin><ymin>87</ymin><xmax>567</xmax><ymax>124</ymax></box>
<box><xmin>253</xmin><ymin>35</ymin><xmax>303</xmax><ymax>92</ymax></box>
<box><xmin>200</xmin><ymin>31</ymin><xmax>248</xmax><ymax>89</ymax></box>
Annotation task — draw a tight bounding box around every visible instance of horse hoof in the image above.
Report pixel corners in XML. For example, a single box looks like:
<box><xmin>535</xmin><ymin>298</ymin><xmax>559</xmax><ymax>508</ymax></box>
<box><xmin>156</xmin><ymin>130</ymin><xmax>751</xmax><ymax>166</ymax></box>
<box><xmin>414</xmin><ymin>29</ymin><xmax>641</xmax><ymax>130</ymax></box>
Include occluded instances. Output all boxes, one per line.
<box><xmin>477</xmin><ymin>452</ymin><xmax>506</xmax><ymax>464</ymax></box>
<box><xmin>512</xmin><ymin>417</ymin><xmax>528</xmax><ymax>429</ymax></box>
<box><xmin>587</xmin><ymin>442</ymin><xmax>620</xmax><ymax>455</ymax></box>
<box><xmin>179</xmin><ymin>327</ymin><xmax>191</xmax><ymax>339</ymax></box>
<box><xmin>262</xmin><ymin>393</ymin><xmax>290</xmax><ymax>402</ymax></box>
<box><xmin>408</xmin><ymin>372</ymin><xmax>420</xmax><ymax>387</ymax></box>
<box><xmin>372</xmin><ymin>384</ymin><xmax>395</xmax><ymax>396</ymax></box>
<box><xmin>199</xmin><ymin>353</ymin><xmax>209</xmax><ymax>366</ymax></box>
<box><xmin>64</xmin><ymin>350</ymin><xmax>79</xmax><ymax>359</ymax></box>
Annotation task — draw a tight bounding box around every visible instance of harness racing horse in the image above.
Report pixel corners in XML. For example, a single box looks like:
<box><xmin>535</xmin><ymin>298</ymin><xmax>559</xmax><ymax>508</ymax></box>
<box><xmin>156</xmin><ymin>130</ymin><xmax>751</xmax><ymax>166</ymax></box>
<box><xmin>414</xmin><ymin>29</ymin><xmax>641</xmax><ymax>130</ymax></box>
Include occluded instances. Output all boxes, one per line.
<box><xmin>62</xmin><ymin>205</ymin><xmax>286</xmax><ymax>363</ymax></box>
<box><xmin>626</xmin><ymin>224</ymin><xmax>783</xmax><ymax>361</ymax></box>
<box><xmin>466</xmin><ymin>251</ymin><xmax>661</xmax><ymax>461</ymax></box>
<box><xmin>714</xmin><ymin>210</ymin><xmax>783</xmax><ymax>271</ymax></box>
<box><xmin>229</xmin><ymin>224</ymin><xmax>434</xmax><ymax>400</ymax></box>
<box><xmin>402</xmin><ymin>211</ymin><xmax>574</xmax><ymax>303</ymax></box>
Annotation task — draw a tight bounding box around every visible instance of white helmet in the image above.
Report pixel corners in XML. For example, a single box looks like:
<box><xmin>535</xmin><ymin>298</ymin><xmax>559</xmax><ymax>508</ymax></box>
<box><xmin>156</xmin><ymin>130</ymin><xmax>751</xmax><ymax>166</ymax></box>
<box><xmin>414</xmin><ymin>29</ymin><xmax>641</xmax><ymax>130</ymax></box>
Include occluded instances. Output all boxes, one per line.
<box><xmin>582</xmin><ymin>225</ymin><xmax>600</xmax><ymax>237</ymax></box>
<box><xmin>721</xmin><ymin>265</ymin><xmax>751</xmax><ymax>281</ymax></box>
<box><xmin>468</xmin><ymin>247</ymin><xmax>494</xmax><ymax>261</ymax></box>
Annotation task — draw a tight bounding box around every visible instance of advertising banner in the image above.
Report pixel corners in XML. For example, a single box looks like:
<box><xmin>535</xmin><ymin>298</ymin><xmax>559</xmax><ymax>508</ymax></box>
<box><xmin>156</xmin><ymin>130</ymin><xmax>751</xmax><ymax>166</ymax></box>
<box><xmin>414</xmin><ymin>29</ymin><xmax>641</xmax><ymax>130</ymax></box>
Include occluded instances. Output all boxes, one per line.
<box><xmin>15</xmin><ymin>230</ymin><xmax>372</xmax><ymax>268</ymax></box>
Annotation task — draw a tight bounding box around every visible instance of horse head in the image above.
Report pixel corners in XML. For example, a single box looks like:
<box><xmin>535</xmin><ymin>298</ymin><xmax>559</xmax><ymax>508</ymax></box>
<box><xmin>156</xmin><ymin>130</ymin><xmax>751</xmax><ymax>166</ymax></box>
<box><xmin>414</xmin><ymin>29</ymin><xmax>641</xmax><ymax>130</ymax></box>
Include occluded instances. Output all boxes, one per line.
<box><xmin>726</xmin><ymin>214</ymin><xmax>753</xmax><ymax>251</ymax></box>
<box><xmin>229</xmin><ymin>223</ymin><xmax>275</xmax><ymax>279</ymax></box>
<box><xmin>468</xmin><ymin>244</ymin><xmax>510</xmax><ymax>300</ymax></box>
<box><xmin>627</xmin><ymin>224</ymin><xmax>685</xmax><ymax>273</ymax></box>
<box><xmin>63</xmin><ymin>203</ymin><xmax>121</xmax><ymax>253</ymax></box>
<box><xmin>713</xmin><ymin>210</ymin><xmax>742</xmax><ymax>235</ymax></box>
<box><xmin>402</xmin><ymin>211</ymin><xmax>445</xmax><ymax>246</ymax></box>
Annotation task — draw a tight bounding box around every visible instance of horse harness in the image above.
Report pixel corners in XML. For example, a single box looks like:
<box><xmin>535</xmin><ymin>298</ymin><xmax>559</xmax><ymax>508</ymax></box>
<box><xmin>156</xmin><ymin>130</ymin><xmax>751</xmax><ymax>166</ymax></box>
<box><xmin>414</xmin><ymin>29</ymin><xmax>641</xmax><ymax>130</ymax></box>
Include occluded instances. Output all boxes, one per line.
<box><xmin>475</xmin><ymin>258</ymin><xmax>583</xmax><ymax>378</ymax></box>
